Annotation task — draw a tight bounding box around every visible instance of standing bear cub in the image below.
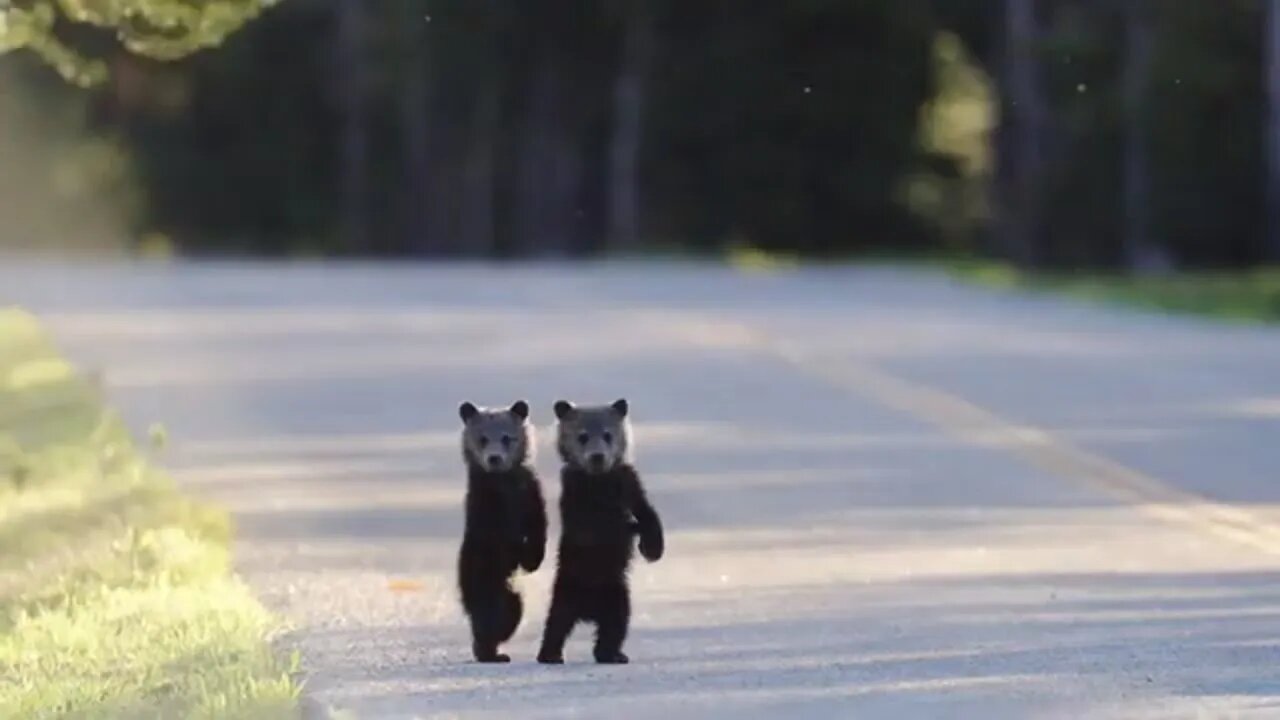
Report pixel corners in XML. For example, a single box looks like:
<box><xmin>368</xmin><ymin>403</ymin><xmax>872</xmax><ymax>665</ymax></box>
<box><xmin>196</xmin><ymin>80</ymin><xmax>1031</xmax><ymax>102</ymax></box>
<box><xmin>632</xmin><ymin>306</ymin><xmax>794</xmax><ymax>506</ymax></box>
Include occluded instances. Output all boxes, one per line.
<box><xmin>537</xmin><ymin>398</ymin><xmax>664</xmax><ymax>665</ymax></box>
<box><xmin>456</xmin><ymin>400</ymin><xmax>548</xmax><ymax>663</ymax></box>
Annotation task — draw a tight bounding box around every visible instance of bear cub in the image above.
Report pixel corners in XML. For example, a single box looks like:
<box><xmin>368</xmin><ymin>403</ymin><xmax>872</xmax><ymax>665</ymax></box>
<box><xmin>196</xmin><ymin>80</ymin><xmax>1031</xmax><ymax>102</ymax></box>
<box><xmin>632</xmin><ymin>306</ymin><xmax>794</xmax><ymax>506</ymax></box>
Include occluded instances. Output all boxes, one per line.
<box><xmin>456</xmin><ymin>399</ymin><xmax>548</xmax><ymax>663</ymax></box>
<box><xmin>537</xmin><ymin>398</ymin><xmax>664</xmax><ymax>665</ymax></box>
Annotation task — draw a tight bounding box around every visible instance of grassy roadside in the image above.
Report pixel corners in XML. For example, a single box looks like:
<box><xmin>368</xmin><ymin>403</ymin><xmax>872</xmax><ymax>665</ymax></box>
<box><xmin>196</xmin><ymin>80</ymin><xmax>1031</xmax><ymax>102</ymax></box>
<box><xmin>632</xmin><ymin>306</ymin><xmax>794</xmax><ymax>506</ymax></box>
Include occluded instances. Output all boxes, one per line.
<box><xmin>0</xmin><ymin>308</ymin><xmax>299</xmax><ymax>719</ymax></box>
<box><xmin>938</xmin><ymin>260</ymin><xmax>1280</xmax><ymax>324</ymax></box>
<box><xmin>718</xmin><ymin>242</ymin><xmax>1280</xmax><ymax>324</ymax></box>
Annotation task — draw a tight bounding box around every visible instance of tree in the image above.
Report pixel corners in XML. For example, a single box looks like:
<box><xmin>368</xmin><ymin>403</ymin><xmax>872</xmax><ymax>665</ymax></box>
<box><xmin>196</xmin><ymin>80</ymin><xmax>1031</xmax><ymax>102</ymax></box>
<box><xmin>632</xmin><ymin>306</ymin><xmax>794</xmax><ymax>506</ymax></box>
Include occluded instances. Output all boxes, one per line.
<box><xmin>396</xmin><ymin>0</ymin><xmax>433</xmax><ymax>255</ymax></box>
<box><xmin>508</xmin><ymin>1</ymin><xmax>607</xmax><ymax>257</ymax></box>
<box><xmin>334</xmin><ymin>0</ymin><xmax>369</xmax><ymax>252</ymax></box>
<box><xmin>451</xmin><ymin>0</ymin><xmax>514</xmax><ymax>257</ymax></box>
<box><xmin>0</xmin><ymin>0</ymin><xmax>277</xmax><ymax>86</ymax></box>
<box><xmin>1121</xmin><ymin>0</ymin><xmax>1168</xmax><ymax>272</ymax></box>
<box><xmin>1268</xmin><ymin>0</ymin><xmax>1280</xmax><ymax>262</ymax></box>
<box><xmin>605</xmin><ymin>0</ymin><xmax>654</xmax><ymax>253</ymax></box>
<box><xmin>1002</xmin><ymin>0</ymin><xmax>1046</xmax><ymax>268</ymax></box>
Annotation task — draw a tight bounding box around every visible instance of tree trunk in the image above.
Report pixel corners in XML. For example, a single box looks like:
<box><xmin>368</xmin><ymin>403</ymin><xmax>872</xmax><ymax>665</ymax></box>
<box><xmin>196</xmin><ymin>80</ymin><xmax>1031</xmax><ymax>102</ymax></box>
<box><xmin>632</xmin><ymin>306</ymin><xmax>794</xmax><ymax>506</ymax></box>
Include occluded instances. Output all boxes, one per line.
<box><xmin>1121</xmin><ymin>0</ymin><xmax>1171</xmax><ymax>274</ymax></box>
<box><xmin>334</xmin><ymin>0</ymin><xmax>369</xmax><ymax>252</ymax></box>
<box><xmin>399</xmin><ymin>0</ymin><xmax>433</xmax><ymax>255</ymax></box>
<box><xmin>513</xmin><ymin>55</ymin><xmax>579</xmax><ymax>257</ymax></box>
<box><xmin>1003</xmin><ymin>0</ymin><xmax>1045</xmax><ymax>268</ymax></box>
<box><xmin>458</xmin><ymin>83</ymin><xmax>502</xmax><ymax>257</ymax></box>
<box><xmin>512</xmin><ymin>61</ymin><xmax>551</xmax><ymax>256</ymax></box>
<box><xmin>605</xmin><ymin>0</ymin><xmax>654</xmax><ymax>254</ymax></box>
<box><xmin>1267</xmin><ymin>0</ymin><xmax>1280</xmax><ymax>262</ymax></box>
<box><xmin>548</xmin><ymin>121</ymin><xmax>584</xmax><ymax>256</ymax></box>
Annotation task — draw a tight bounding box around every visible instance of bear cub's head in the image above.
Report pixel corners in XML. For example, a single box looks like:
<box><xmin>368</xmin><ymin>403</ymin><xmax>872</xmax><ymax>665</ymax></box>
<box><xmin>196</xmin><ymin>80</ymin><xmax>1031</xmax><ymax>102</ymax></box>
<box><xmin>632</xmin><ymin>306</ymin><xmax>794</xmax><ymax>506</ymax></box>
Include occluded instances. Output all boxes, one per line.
<box><xmin>553</xmin><ymin>398</ymin><xmax>632</xmax><ymax>475</ymax></box>
<box><xmin>459</xmin><ymin>400</ymin><xmax>533</xmax><ymax>473</ymax></box>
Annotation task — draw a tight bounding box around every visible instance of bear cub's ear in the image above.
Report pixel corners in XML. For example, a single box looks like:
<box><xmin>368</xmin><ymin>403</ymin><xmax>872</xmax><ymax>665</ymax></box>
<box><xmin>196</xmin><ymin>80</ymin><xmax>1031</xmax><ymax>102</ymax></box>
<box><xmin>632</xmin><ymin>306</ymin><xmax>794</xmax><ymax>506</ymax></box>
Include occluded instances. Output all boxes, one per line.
<box><xmin>459</xmin><ymin>401</ymin><xmax>479</xmax><ymax>424</ymax></box>
<box><xmin>611</xmin><ymin>398</ymin><xmax>629</xmax><ymax>418</ymax></box>
<box><xmin>553</xmin><ymin>400</ymin><xmax>576</xmax><ymax>420</ymax></box>
<box><xmin>509</xmin><ymin>400</ymin><xmax>530</xmax><ymax>420</ymax></box>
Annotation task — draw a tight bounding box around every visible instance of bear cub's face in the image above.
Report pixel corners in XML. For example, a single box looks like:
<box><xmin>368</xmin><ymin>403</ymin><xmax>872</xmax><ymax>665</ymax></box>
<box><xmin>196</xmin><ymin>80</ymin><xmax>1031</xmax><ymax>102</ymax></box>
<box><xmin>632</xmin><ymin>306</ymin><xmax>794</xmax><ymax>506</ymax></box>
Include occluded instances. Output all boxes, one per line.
<box><xmin>554</xmin><ymin>398</ymin><xmax>631</xmax><ymax>475</ymax></box>
<box><xmin>459</xmin><ymin>400</ymin><xmax>533</xmax><ymax>473</ymax></box>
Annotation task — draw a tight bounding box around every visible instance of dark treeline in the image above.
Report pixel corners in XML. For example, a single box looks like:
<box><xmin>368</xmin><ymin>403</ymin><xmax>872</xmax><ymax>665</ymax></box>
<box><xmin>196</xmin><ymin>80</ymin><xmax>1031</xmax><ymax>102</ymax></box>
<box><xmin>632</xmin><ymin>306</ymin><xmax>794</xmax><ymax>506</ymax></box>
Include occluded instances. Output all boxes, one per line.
<box><xmin>13</xmin><ymin>0</ymin><xmax>1280</xmax><ymax>268</ymax></box>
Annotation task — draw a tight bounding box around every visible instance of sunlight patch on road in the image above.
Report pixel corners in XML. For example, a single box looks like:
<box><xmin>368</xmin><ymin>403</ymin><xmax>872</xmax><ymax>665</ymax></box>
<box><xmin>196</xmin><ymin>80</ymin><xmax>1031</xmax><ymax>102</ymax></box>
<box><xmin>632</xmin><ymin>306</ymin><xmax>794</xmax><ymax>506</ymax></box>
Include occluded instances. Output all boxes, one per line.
<box><xmin>173</xmin><ymin>431</ymin><xmax>453</xmax><ymax>462</ymax></box>
<box><xmin>663</xmin><ymin>313</ymin><xmax>1280</xmax><ymax>560</ymax></box>
<box><xmin>1220</xmin><ymin>397</ymin><xmax>1280</xmax><ymax>418</ymax></box>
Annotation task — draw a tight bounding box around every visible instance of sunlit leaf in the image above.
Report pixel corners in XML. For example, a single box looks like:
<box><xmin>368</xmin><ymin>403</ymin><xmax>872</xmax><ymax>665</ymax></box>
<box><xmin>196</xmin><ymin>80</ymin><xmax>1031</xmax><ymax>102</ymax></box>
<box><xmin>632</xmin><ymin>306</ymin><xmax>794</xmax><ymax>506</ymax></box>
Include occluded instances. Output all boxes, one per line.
<box><xmin>0</xmin><ymin>0</ymin><xmax>279</xmax><ymax>86</ymax></box>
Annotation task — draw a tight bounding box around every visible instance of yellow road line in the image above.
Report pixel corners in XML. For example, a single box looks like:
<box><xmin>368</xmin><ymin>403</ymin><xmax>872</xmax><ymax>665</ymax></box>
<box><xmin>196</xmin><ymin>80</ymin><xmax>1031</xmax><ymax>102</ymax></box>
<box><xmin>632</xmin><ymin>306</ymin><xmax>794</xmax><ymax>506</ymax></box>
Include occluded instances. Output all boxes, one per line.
<box><xmin>668</xmin><ymin>313</ymin><xmax>1280</xmax><ymax>558</ymax></box>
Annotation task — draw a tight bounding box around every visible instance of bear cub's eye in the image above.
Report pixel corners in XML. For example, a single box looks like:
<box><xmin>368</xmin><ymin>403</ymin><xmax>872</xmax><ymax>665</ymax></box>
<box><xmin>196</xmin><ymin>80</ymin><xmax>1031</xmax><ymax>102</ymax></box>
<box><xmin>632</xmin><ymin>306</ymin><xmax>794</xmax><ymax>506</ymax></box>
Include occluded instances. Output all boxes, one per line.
<box><xmin>577</xmin><ymin>432</ymin><xmax>590</xmax><ymax>446</ymax></box>
<box><xmin>500</xmin><ymin>434</ymin><xmax>513</xmax><ymax>448</ymax></box>
<box><xmin>602</xmin><ymin>431</ymin><xmax>613</xmax><ymax>445</ymax></box>
<box><xmin>478</xmin><ymin>436</ymin><xmax>490</xmax><ymax>449</ymax></box>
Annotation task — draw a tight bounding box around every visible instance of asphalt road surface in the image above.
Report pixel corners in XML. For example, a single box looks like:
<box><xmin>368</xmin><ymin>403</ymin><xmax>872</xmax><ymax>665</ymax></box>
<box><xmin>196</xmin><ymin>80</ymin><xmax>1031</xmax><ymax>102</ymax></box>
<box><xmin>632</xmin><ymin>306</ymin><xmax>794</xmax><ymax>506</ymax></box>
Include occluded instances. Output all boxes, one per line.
<box><xmin>5</xmin><ymin>260</ymin><xmax>1280</xmax><ymax>719</ymax></box>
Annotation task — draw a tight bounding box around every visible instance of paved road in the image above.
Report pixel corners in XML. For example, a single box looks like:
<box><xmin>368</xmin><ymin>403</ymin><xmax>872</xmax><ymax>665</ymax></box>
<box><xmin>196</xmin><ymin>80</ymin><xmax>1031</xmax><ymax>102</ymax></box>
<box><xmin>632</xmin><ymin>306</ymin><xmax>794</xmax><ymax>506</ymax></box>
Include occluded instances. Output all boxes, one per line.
<box><xmin>5</xmin><ymin>260</ymin><xmax>1280</xmax><ymax>719</ymax></box>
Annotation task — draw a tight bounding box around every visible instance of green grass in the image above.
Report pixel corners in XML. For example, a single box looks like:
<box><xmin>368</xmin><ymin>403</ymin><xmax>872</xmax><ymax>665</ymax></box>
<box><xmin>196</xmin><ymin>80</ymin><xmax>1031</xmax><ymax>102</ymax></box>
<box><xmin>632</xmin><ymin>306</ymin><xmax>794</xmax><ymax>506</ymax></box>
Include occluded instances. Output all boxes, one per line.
<box><xmin>0</xmin><ymin>308</ymin><xmax>300</xmax><ymax>720</ymax></box>
<box><xmin>937</xmin><ymin>260</ymin><xmax>1280</xmax><ymax>324</ymax></box>
<box><xmin>708</xmin><ymin>242</ymin><xmax>1280</xmax><ymax>324</ymax></box>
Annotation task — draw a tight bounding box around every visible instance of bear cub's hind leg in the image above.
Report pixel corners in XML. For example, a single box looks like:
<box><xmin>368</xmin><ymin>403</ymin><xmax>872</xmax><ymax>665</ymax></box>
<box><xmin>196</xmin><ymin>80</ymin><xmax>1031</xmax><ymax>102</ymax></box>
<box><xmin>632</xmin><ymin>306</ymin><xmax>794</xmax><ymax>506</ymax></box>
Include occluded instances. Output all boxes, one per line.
<box><xmin>591</xmin><ymin>581</ymin><xmax>631</xmax><ymax>664</ymax></box>
<box><xmin>467</xmin><ymin>592</ymin><xmax>514</xmax><ymax>663</ymax></box>
<box><xmin>537</xmin><ymin>582</ymin><xmax>578</xmax><ymax>664</ymax></box>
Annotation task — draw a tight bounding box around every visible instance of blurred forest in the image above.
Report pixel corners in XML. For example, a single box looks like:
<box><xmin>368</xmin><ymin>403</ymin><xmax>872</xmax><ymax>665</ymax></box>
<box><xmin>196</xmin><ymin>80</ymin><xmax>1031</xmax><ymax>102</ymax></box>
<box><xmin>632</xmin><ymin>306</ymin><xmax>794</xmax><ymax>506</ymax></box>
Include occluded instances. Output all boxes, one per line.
<box><xmin>3</xmin><ymin>0</ymin><xmax>1280</xmax><ymax>269</ymax></box>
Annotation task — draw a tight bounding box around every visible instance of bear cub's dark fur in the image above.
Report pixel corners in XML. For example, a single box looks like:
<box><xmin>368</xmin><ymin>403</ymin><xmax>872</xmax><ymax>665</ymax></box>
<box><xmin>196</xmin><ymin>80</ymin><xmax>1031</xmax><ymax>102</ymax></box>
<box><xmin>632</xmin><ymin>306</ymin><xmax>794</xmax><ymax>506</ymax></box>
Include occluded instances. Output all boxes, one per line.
<box><xmin>456</xmin><ymin>400</ymin><xmax>548</xmax><ymax>663</ymax></box>
<box><xmin>537</xmin><ymin>398</ymin><xmax>664</xmax><ymax>665</ymax></box>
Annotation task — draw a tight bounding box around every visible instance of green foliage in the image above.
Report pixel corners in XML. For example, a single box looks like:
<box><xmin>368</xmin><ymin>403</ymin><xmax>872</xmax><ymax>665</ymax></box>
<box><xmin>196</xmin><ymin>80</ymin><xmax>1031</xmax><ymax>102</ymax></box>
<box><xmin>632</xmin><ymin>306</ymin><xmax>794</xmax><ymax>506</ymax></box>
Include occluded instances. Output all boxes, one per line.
<box><xmin>0</xmin><ymin>2</ymin><xmax>106</xmax><ymax>86</ymax></box>
<box><xmin>943</xmin><ymin>260</ymin><xmax>1280</xmax><ymax>324</ymax></box>
<box><xmin>0</xmin><ymin>61</ymin><xmax>144</xmax><ymax>255</ymax></box>
<box><xmin>0</xmin><ymin>0</ymin><xmax>278</xmax><ymax>86</ymax></box>
<box><xmin>3</xmin><ymin>0</ymin><xmax>1277</xmax><ymax>269</ymax></box>
<box><xmin>1020</xmin><ymin>1</ymin><xmax>1268</xmax><ymax>268</ymax></box>
<box><xmin>1146</xmin><ymin>1</ymin><xmax>1264</xmax><ymax>267</ymax></box>
<box><xmin>902</xmin><ymin>29</ymin><xmax>996</xmax><ymax>253</ymax></box>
